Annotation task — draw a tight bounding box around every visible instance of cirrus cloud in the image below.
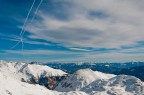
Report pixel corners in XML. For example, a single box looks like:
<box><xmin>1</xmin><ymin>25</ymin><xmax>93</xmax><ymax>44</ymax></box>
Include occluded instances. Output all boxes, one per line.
<box><xmin>26</xmin><ymin>0</ymin><xmax>144</xmax><ymax>49</ymax></box>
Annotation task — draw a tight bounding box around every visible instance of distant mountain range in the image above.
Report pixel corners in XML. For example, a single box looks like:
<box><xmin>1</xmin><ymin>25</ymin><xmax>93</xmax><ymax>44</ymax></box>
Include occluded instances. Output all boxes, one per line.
<box><xmin>114</xmin><ymin>65</ymin><xmax>144</xmax><ymax>81</ymax></box>
<box><xmin>45</xmin><ymin>62</ymin><xmax>144</xmax><ymax>81</ymax></box>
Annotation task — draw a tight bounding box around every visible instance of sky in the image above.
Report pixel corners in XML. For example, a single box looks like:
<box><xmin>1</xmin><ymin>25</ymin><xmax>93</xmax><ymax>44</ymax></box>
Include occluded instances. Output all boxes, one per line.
<box><xmin>0</xmin><ymin>0</ymin><xmax>144</xmax><ymax>63</ymax></box>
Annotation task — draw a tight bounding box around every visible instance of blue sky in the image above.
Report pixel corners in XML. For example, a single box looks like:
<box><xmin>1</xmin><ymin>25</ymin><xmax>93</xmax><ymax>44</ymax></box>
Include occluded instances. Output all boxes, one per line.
<box><xmin>0</xmin><ymin>0</ymin><xmax>144</xmax><ymax>63</ymax></box>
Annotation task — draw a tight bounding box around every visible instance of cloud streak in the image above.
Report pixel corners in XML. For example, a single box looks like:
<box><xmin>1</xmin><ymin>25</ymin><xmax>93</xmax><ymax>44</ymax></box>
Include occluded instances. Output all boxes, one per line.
<box><xmin>2</xmin><ymin>0</ymin><xmax>143</xmax><ymax>62</ymax></box>
<box><xmin>26</xmin><ymin>0</ymin><xmax>144</xmax><ymax>49</ymax></box>
<box><xmin>3</xmin><ymin>49</ymin><xmax>144</xmax><ymax>63</ymax></box>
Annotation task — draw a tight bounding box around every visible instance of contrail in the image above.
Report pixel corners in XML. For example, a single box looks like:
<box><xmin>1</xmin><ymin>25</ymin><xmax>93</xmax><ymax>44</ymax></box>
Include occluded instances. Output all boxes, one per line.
<box><xmin>20</xmin><ymin>0</ymin><xmax>36</xmax><ymax>36</ymax></box>
<box><xmin>20</xmin><ymin>0</ymin><xmax>44</xmax><ymax>53</ymax></box>
<box><xmin>11</xmin><ymin>0</ymin><xmax>44</xmax><ymax>52</ymax></box>
<box><xmin>10</xmin><ymin>0</ymin><xmax>36</xmax><ymax>49</ymax></box>
<box><xmin>31</xmin><ymin>0</ymin><xmax>44</xmax><ymax>23</ymax></box>
<box><xmin>21</xmin><ymin>0</ymin><xmax>44</xmax><ymax>37</ymax></box>
<box><xmin>20</xmin><ymin>0</ymin><xmax>36</xmax><ymax>54</ymax></box>
<box><xmin>10</xmin><ymin>41</ymin><xmax>21</xmax><ymax>49</ymax></box>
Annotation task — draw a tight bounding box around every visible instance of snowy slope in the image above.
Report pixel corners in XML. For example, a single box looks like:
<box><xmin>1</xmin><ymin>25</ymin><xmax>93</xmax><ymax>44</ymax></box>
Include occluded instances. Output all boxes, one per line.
<box><xmin>0</xmin><ymin>72</ymin><xmax>55</xmax><ymax>95</ymax></box>
<box><xmin>0</xmin><ymin>60</ymin><xmax>66</xmax><ymax>78</ymax></box>
<box><xmin>0</xmin><ymin>72</ymin><xmax>87</xmax><ymax>95</ymax></box>
<box><xmin>1</xmin><ymin>60</ymin><xmax>144</xmax><ymax>95</ymax></box>
<box><xmin>0</xmin><ymin>60</ymin><xmax>87</xmax><ymax>95</ymax></box>
<box><xmin>0</xmin><ymin>60</ymin><xmax>67</xmax><ymax>89</ymax></box>
<box><xmin>94</xmin><ymin>71</ymin><xmax>116</xmax><ymax>79</ymax></box>
<box><xmin>55</xmin><ymin>69</ymin><xmax>144</xmax><ymax>95</ymax></box>
<box><xmin>81</xmin><ymin>75</ymin><xmax>144</xmax><ymax>95</ymax></box>
<box><xmin>0</xmin><ymin>60</ymin><xmax>66</xmax><ymax>76</ymax></box>
<box><xmin>55</xmin><ymin>69</ymin><xmax>115</xmax><ymax>92</ymax></box>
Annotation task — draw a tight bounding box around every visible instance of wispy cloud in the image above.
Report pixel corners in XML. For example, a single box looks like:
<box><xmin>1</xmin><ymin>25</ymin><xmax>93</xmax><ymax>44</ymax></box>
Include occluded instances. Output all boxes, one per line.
<box><xmin>25</xmin><ymin>0</ymin><xmax>144</xmax><ymax>49</ymax></box>
<box><xmin>0</xmin><ymin>33</ymin><xmax>52</xmax><ymax>46</ymax></box>
<box><xmin>69</xmin><ymin>47</ymin><xmax>92</xmax><ymax>52</ymax></box>
<box><xmin>2</xmin><ymin>0</ymin><xmax>143</xmax><ymax>62</ymax></box>
<box><xmin>3</xmin><ymin>47</ymin><xmax>144</xmax><ymax>62</ymax></box>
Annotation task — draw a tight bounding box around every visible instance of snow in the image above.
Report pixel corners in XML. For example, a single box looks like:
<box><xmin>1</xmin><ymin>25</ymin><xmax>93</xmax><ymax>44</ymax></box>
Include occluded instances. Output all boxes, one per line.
<box><xmin>1</xmin><ymin>60</ymin><xmax>144</xmax><ymax>95</ymax></box>
<box><xmin>56</xmin><ymin>69</ymin><xmax>144</xmax><ymax>95</ymax></box>
<box><xmin>0</xmin><ymin>61</ymin><xmax>68</xmax><ymax>90</ymax></box>
<box><xmin>27</xmin><ymin>64</ymin><xmax>67</xmax><ymax>76</ymax></box>
<box><xmin>55</xmin><ymin>69</ymin><xmax>116</xmax><ymax>92</ymax></box>
<box><xmin>0</xmin><ymin>72</ymin><xmax>87</xmax><ymax>95</ymax></box>
<box><xmin>94</xmin><ymin>71</ymin><xmax>115</xmax><ymax>79</ymax></box>
<box><xmin>0</xmin><ymin>61</ymin><xmax>67</xmax><ymax>82</ymax></box>
<box><xmin>0</xmin><ymin>72</ymin><xmax>54</xmax><ymax>95</ymax></box>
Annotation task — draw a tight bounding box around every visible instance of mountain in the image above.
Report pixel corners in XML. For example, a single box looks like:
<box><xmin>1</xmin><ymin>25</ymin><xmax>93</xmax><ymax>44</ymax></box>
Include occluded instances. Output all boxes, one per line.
<box><xmin>46</xmin><ymin>62</ymin><xmax>144</xmax><ymax>74</ymax></box>
<box><xmin>55</xmin><ymin>69</ymin><xmax>113</xmax><ymax>92</ymax></box>
<box><xmin>0</xmin><ymin>71</ymin><xmax>55</xmax><ymax>95</ymax></box>
<box><xmin>114</xmin><ymin>65</ymin><xmax>144</xmax><ymax>81</ymax></box>
<box><xmin>0</xmin><ymin>71</ymin><xmax>88</xmax><ymax>95</ymax></box>
<box><xmin>0</xmin><ymin>60</ymin><xmax>67</xmax><ymax>89</ymax></box>
<box><xmin>81</xmin><ymin>75</ymin><xmax>144</xmax><ymax>95</ymax></box>
<box><xmin>46</xmin><ymin>62</ymin><xmax>144</xmax><ymax>81</ymax></box>
<box><xmin>55</xmin><ymin>69</ymin><xmax>144</xmax><ymax>95</ymax></box>
<box><xmin>1</xmin><ymin>60</ymin><xmax>144</xmax><ymax>95</ymax></box>
<box><xmin>55</xmin><ymin>69</ymin><xmax>115</xmax><ymax>92</ymax></box>
<box><xmin>0</xmin><ymin>60</ymin><xmax>88</xmax><ymax>95</ymax></box>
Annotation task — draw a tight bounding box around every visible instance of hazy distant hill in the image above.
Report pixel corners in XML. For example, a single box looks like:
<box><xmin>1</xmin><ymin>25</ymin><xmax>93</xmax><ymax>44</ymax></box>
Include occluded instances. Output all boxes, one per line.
<box><xmin>46</xmin><ymin>62</ymin><xmax>144</xmax><ymax>81</ymax></box>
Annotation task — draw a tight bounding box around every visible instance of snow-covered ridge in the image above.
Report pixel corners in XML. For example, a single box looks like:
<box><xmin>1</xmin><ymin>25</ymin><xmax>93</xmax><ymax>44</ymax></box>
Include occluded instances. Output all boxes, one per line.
<box><xmin>1</xmin><ymin>60</ymin><xmax>144</xmax><ymax>95</ymax></box>
<box><xmin>0</xmin><ymin>72</ymin><xmax>87</xmax><ymax>95</ymax></box>
<box><xmin>0</xmin><ymin>60</ymin><xmax>88</xmax><ymax>95</ymax></box>
<box><xmin>55</xmin><ymin>69</ymin><xmax>116</xmax><ymax>92</ymax></box>
<box><xmin>55</xmin><ymin>69</ymin><xmax>144</xmax><ymax>95</ymax></box>
<box><xmin>81</xmin><ymin>75</ymin><xmax>144</xmax><ymax>95</ymax></box>
<box><xmin>0</xmin><ymin>60</ymin><xmax>67</xmax><ymax>89</ymax></box>
<box><xmin>0</xmin><ymin>60</ymin><xmax>67</xmax><ymax>77</ymax></box>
